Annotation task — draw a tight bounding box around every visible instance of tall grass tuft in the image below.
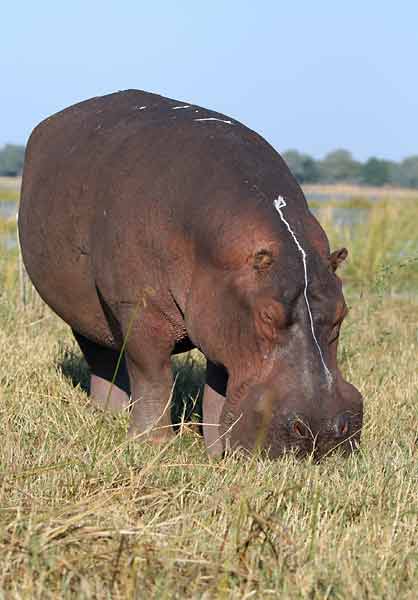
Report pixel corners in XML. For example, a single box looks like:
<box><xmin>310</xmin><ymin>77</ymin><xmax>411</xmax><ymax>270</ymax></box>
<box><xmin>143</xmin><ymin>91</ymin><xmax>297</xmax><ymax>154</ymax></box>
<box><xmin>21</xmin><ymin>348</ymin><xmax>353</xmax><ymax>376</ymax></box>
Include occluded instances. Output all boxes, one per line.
<box><xmin>318</xmin><ymin>199</ymin><xmax>418</xmax><ymax>291</ymax></box>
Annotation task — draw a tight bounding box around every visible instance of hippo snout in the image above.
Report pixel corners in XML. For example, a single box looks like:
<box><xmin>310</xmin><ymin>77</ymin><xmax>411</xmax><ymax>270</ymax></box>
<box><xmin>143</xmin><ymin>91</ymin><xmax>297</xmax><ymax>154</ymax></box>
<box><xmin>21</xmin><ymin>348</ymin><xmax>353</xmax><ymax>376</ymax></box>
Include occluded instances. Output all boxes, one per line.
<box><xmin>328</xmin><ymin>411</ymin><xmax>363</xmax><ymax>441</ymax></box>
<box><xmin>315</xmin><ymin>408</ymin><xmax>363</xmax><ymax>458</ymax></box>
<box><xmin>223</xmin><ymin>384</ymin><xmax>364</xmax><ymax>460</ymax></box>
<box><xmin>283</xmin><ymin>410</ymin><xmax>361</xmax><ymax>442</ymax></box>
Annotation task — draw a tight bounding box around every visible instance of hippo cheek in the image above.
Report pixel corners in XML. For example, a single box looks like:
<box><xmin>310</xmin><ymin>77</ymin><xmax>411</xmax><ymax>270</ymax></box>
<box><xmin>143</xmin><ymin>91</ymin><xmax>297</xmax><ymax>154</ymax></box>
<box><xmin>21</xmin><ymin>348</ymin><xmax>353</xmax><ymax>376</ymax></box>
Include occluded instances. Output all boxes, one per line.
<box><xmin>217</xmin><ymin>391</ymin><xmax>270</xmax><ymax>456</ymax></box>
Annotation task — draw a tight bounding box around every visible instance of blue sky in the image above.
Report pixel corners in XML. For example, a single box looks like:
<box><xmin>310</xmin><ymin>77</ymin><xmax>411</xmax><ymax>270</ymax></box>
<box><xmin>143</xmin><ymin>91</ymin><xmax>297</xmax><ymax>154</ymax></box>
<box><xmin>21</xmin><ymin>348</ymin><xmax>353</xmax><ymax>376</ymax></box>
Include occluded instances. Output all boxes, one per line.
<box><xmin>1</xmin><ymin>1</ymin><xmax>417</xmax><ymax>160</ymax></box>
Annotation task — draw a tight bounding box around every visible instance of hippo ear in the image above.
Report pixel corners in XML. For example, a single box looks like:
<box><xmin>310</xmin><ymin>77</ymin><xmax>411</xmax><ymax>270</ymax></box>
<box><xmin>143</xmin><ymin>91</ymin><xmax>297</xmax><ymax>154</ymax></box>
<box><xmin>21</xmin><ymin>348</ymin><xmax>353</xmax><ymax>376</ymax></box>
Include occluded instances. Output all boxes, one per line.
<box><xmin>330</xmin><ymin>247</ymin><xmax>348</xmax><ymax>272</ymax></box>
<box><xmin>253</xmin><ymin>249</ymin><xmax>274</xmax><ymax>271</ymax></box>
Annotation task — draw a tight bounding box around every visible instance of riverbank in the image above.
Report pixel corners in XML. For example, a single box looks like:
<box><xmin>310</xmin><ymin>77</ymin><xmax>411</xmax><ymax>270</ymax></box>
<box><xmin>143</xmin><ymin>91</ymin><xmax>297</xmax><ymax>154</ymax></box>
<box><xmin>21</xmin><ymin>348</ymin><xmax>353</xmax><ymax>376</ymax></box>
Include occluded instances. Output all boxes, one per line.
<box><xmin>303</xmin><ymin>182</ymin><xmax>418</xmax><ymax>201</ymax></box>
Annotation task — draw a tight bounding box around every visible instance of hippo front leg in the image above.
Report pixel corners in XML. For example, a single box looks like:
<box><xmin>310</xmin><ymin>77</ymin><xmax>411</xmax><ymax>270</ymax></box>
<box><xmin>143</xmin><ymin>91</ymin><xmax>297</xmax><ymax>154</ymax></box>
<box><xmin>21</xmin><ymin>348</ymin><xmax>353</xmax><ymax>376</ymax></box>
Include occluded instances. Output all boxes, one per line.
<box><xmin>126</xmin><ymin>357</ymin><xmax>175</xmax><ymax>443</ymax></box>
<box><xmin>202</xmin><ymin>360</ymin><xmax>227</xmax><ymax>457</ymax></box>
<box><xmin>121</xmin><ymin>308</ymin><xmax>176</xmax><ymax>444</ymax></box>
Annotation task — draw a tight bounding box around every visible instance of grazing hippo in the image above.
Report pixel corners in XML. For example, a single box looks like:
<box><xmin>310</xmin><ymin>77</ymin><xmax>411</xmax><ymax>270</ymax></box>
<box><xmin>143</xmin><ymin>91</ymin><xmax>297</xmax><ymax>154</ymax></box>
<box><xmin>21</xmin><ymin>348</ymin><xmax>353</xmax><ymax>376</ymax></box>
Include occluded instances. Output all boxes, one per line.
<box><xmin>18</xmin><ymin>90</ymin><xmax>363</xmax><ymax>458</ymax></box>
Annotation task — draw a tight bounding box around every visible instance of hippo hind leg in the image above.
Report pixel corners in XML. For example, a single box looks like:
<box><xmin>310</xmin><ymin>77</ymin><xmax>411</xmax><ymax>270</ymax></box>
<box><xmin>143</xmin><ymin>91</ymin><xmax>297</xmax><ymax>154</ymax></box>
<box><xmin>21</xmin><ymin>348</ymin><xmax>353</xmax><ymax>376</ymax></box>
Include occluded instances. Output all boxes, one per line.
<box><xmin>72</xmin><ymin>330</ymin><xmax>131</xmax><ymax>412</ymax></box>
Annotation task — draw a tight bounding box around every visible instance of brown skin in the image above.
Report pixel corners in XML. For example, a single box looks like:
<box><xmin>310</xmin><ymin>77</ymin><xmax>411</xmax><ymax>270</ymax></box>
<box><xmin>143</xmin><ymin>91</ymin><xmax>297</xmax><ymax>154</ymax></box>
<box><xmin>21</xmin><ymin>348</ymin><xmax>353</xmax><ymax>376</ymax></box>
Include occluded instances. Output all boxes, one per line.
<box><xmin>18</xmin><ymin>90</ymin><xmax>363</xmax><ymax>458</ymax></box>
<box><xmin>202</xmin><ymin>385</ymin><xmax>225</xmax><ymax>456</ymax></box>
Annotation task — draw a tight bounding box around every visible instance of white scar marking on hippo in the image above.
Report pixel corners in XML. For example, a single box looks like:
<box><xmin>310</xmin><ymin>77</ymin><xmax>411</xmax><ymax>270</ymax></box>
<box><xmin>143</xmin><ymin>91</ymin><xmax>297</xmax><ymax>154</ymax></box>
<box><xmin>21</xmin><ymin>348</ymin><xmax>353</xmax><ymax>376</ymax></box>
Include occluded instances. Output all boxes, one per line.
<box><xmin>172</xmin><ymin>105</ymin><xmax>191</xmax><ymax>110</ymax></box>
<box><xmin>194</xmin><ymin>117</ymin><xmax>233</xmax><ymax>125</ymax></box>
<box><xmin>133</xmin><ymin>105</ymin><xmax>147</xmax><ymax>110</ymax></box>
<box><xmin>273</xmin><ymin>196</ymin><xmax>333</xmax><ymax>387</ymax></box>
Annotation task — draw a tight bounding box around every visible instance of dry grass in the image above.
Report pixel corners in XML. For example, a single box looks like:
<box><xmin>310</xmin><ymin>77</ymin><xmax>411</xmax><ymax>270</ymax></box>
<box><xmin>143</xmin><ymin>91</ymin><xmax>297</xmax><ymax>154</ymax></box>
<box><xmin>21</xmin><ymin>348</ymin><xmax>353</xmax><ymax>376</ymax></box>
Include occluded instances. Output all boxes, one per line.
<box><xmin>0</xmin><ymin>210</ymin><xmax>418</xmax><ymax>598</ymax></box>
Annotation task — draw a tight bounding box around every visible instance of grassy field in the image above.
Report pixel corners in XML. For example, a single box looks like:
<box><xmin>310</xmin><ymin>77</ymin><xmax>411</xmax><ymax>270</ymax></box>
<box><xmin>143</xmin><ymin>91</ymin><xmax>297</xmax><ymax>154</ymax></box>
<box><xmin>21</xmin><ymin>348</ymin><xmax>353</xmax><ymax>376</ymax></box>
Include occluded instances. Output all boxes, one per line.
<box><xmin>0</xmin><ymin>196</ymin><xmax>417</xmax><ymax>598</ymax></box>
<box><xmin>0</xmin><ymin>177</ymin><xmax>21</xmax><ymax>202</ymax></box>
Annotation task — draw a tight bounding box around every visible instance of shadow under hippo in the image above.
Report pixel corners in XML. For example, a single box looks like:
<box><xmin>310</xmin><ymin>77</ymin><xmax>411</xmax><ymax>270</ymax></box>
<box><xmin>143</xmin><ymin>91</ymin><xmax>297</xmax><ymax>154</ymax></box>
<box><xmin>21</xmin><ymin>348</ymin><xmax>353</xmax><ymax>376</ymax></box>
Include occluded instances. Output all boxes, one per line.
<box><xmin>19</xmin><ymin>89</ymin><xmax>363</xmax><ymax>459</ymax></box>
<box><xmin>57</xmin><ymin>342</ymin><xmax>205</xmax><ymax>434</ymax></box>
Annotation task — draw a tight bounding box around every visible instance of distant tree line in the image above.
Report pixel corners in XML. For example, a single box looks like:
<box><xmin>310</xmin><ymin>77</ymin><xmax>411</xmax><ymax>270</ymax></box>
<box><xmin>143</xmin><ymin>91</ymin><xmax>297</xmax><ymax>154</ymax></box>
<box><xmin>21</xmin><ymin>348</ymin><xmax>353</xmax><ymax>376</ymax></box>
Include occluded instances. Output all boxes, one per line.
<box><xmin>283</xmin><ymin>149</ymin><xmax>418</xmax><ymax>188</ymax></box>
<box><xmin>0</xmin><ymin>145</ymin><xmax>25</xmax><ymax>177</ymax></box>
<box><xmin>1</xmin><ymin>143</ymin><xmax>418</xmax><ymax>188</ymax></box>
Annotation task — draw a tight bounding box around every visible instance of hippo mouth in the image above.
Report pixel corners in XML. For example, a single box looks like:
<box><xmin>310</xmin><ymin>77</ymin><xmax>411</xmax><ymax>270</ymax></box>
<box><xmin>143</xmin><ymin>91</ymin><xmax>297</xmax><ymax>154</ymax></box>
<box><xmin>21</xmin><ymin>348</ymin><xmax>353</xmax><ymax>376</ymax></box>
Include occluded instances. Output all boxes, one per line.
<box><xmin>213</xmin><ymin>397</ymin><xmax>364</xmax><ymax>461</ymax></box>
<box><xmin>253</xmin><ymin>416</ymin><xmax>363</xmax><ymax>461</ymax></box>
<box><xmin>222</xmin><ymin>424</ymin><xmax>362</xmax><ymax>461</ymax></box>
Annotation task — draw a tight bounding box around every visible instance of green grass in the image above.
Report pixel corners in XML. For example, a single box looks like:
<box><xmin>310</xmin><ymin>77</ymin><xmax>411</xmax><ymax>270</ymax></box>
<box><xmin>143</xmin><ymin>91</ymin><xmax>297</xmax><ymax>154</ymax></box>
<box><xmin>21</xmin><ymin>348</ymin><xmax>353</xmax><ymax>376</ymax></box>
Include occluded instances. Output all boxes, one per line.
<box><xmin>318</xmin><ymin>198</ymin><xmax>418</xmax><ymax>291</ymax></box>
<box><xmin>0</xmin><ymin>189</ymin><xmax>19</xmax><ymax>201</ymax></box>
<box><xmin>0</xmin><ymin>176</ymin><xmax>21</xmax><ymax>201</ymax></box>
<box><xmin>0</xmin><ymin>217</ymin><xmax>17</xmax><ymax>234</ymax></box>
<box><xmin>303</xmin><ymin>182</ymin><xmax>418</xmax><ymax>200</ymax></box>
<box><xmin>0</xmin><ymin>198</ymin><xmax>418</xmax><ymax>598</ymax></box>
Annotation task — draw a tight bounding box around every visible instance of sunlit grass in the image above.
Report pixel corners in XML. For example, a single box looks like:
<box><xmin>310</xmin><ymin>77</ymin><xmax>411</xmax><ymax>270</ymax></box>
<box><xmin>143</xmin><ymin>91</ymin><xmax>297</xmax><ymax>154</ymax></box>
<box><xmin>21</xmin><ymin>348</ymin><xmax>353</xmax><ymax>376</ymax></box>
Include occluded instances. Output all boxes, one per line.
<box><xmin>318</xmin><ymin>198</ymin><xmax>418</xmax><ymax>291</ymax></box>
<box><xmin>0</xmin><ymin>199</ymin><xmax>417</xmax><ymax>597</ymax></box>
<box><xmin>0</xmin><ymin>189</ymin><xmax>19</xmax><ymax>201</ymax></box>
<box><xmin>308</xmin><ymin>195</ymin><xmax>374</xmax><ymax>209</ymax></box>
<box><xmin>0</xmin><ymin>176</ymin><xmax>21</xmax><ymax>201</ymax></box>
<box><xmin>0</xmin><ymin>217</ymin><xmax>16</xmax><ymax>236</ymax></box>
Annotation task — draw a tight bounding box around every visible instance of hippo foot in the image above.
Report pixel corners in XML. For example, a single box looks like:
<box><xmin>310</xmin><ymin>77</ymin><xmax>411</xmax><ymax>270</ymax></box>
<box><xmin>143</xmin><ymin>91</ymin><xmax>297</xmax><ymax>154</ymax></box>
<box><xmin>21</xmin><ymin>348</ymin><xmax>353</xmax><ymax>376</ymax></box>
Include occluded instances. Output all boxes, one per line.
<box><xmin>202</xmin><ymin>384</ymin><xmax>225</xmax><ymax>457</ymax></box>
<box><xmin>127</xmin><ymin>424</ymin><xmax>175</xmax><ymax>445</ymax></box>
<box><xmin>89</xmin><ymin>374</ymin><xmax>130</xmax><ymax>413</ymax></box>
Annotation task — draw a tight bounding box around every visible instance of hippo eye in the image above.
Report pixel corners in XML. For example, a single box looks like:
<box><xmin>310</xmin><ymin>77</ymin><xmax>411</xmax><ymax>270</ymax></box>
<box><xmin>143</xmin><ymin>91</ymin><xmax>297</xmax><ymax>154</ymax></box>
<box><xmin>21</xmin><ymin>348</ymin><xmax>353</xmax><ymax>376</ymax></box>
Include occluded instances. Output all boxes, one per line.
<box><xmin>261</xmin><ymin>309</ymin><xmax>273</xmax><ymax>322</ymax></box>
<box><xmin>329</xmin><ymin>307</ymin><xmax>348</xmax><ymax>345</ymax></box>
<box><xmin>329</xmin><ymin>320</ymin><xmax>343</xmax><ymax>345</ymax></box>
<box><xmin>292</xmin><ymin>421</ymin><xmax>308</xmax><ymax>438</ymax></box>
<box><xmin>253</xmin><ymin>250</ymin><xmax>274</xmax><ymax>271</ymax></box>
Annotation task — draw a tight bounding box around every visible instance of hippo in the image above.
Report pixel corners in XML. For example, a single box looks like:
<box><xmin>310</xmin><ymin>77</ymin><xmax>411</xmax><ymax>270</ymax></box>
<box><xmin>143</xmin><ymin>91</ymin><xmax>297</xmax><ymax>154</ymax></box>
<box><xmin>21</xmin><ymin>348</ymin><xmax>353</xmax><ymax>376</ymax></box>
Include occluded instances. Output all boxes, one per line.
<box><xmin>18</xmin><ymin>89</ymin><xmax>363</xmax><ymax>458</ymax></box>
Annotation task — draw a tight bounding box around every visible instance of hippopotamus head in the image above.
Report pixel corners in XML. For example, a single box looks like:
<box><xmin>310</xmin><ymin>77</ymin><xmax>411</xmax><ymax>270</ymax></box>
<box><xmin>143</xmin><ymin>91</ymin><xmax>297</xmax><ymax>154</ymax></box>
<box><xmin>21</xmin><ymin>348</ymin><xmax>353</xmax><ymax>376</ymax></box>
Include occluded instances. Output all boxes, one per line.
<box><xmin>203</xmin><ymin>198</ymin><xmax>363</xmax><ymax>460</ymax></box>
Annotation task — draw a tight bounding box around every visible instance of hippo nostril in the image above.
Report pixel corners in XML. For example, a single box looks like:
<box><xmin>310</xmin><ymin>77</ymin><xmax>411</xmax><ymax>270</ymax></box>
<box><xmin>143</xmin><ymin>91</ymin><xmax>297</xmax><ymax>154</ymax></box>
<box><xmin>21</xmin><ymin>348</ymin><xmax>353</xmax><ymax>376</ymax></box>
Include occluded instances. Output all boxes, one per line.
<box><xmin>291</xmin><ymin>420</ymin><xmax>308</xmax><ymax>438</ymax></box>
<box><xmin>334</xmin><ymin>413</ymin><xmax>350</xmax><ymax>438</ymax></box>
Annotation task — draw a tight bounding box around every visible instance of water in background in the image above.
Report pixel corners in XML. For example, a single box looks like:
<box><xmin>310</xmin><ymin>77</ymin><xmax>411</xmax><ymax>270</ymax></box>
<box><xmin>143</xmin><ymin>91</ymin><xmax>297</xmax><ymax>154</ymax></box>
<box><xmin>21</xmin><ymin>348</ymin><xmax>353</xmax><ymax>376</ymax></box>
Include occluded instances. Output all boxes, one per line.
<box><xmin>311</xmin><ymin>206</ymin><xmax>366</xmax><ymax>227</ymax></box>
<box><xmin>307</xmin><ymin>191</ymin><xmax>379</xmax><ymax>204</ymax></box>
<box><xmin>305</xmin><ymin>191</ymin><xmax>368</xmax><ymax>227</ymax></box>
<box><xmin>0</xmin><ymin>200</ymin><xmax>18</xmax><ymax>219</ymax></box>
<box><xmin>0</xmin><ymin>200</ymin><xmax>18</xmax><ymax>250</ymax></box>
